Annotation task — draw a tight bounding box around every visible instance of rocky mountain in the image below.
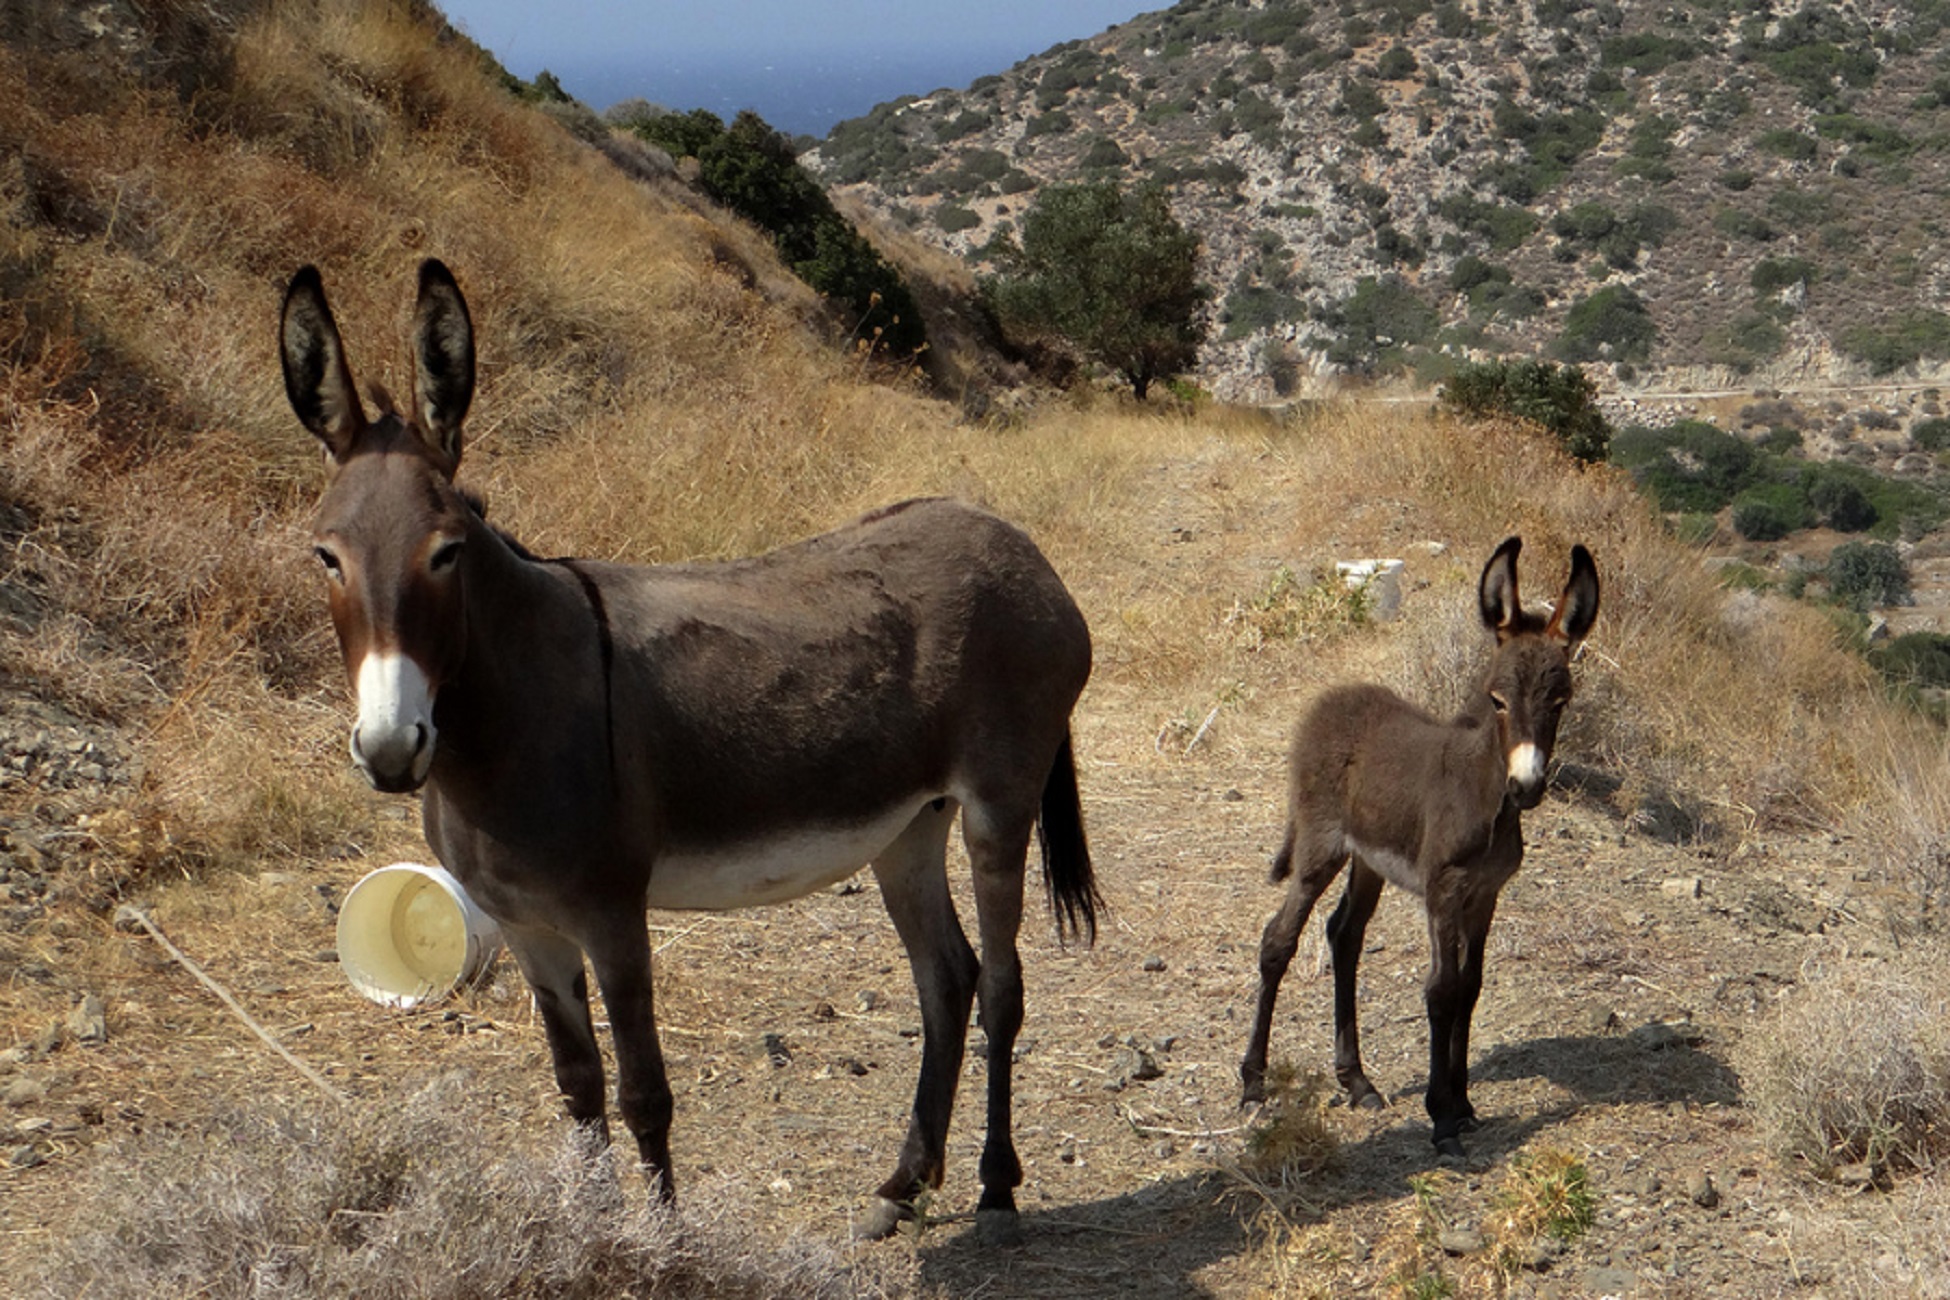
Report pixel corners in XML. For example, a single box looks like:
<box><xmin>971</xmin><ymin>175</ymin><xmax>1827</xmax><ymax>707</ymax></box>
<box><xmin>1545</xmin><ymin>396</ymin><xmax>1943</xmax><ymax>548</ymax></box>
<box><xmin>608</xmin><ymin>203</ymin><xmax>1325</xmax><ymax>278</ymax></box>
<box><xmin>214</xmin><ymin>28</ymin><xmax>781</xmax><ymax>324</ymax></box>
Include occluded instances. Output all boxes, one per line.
<box><xmin>806</xmin><ymin>0</ymin><xmax>1950</xmax><ymax>401</ymax></box>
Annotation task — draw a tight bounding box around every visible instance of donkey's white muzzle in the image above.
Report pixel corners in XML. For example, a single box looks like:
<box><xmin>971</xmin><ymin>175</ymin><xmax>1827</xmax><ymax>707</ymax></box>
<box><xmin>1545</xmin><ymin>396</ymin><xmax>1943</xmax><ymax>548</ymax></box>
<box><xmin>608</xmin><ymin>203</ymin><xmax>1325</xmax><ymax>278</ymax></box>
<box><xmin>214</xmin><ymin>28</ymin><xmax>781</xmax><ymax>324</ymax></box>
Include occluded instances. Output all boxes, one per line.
<box><xmin>351</xmin><ymin>651</ymin><xmax>437</xmax><ymax>792</ymax></box>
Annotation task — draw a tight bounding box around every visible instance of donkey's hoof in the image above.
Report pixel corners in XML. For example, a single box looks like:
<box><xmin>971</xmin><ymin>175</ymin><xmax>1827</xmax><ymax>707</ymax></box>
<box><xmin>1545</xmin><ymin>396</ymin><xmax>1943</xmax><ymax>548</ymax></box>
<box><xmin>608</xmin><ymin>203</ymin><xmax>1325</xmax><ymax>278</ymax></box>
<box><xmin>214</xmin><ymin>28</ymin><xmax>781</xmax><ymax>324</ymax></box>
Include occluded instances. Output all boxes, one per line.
<box><xmin>853</xmin><ymin>1196</ymin><xmax>912</xmax><ymax>1242</ymax></box>
<box><xmin>975</xmin><ymin>1208</ymin><xmax>1025</xmax><ymax>1248</ymax></box>
<box><xmin>1433</xmin><ymin>1135</ymin><xmax>1468</xmax><ymax>1161</ymax></box>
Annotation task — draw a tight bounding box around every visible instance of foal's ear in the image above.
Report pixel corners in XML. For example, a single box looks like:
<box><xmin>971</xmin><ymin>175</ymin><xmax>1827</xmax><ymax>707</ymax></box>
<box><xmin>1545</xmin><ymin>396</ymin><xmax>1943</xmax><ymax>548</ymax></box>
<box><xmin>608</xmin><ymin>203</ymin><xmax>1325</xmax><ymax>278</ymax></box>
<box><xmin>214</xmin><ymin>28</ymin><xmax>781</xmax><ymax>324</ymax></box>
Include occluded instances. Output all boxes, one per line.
<box><xmin>1547</xmin><ymin>544</ymin><xmax>1601</xmax><ymax>649</ymax></box>
<box><xmin>411</xmin><ymin>259</ymin><xmax>474</xmax><ymax>473</ymax></box>
<box><xmin>280</xmin><ymin>265</ymin><xmax>366</xmax><ymax>463</ymax></box>
<box><xmin>1478</xmin><ymin>536</ymin><xmax>1524</xmax><ymax>637</ymax></box>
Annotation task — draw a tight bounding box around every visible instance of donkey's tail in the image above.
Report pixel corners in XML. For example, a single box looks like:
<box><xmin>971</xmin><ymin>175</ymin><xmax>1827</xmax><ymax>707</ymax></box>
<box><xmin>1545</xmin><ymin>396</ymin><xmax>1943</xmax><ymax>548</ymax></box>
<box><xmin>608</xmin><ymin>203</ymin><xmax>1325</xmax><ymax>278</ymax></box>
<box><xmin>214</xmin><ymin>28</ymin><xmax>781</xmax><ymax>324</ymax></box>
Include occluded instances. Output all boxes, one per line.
<box><xmin>1037</xmin><ymin>729</ymin><xmax>1102</xmax><ymax>947</ymax></box>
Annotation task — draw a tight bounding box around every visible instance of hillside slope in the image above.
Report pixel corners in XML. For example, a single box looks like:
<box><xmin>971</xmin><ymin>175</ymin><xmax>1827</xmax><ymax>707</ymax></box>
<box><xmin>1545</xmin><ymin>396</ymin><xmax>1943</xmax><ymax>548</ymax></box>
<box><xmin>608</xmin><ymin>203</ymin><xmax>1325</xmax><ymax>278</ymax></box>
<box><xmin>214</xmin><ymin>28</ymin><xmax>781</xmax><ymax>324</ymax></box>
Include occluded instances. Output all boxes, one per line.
<box><xmin>810</xmin><ymin>0</ymin><xmax>1950</xmax><ymax>400</ymax></box>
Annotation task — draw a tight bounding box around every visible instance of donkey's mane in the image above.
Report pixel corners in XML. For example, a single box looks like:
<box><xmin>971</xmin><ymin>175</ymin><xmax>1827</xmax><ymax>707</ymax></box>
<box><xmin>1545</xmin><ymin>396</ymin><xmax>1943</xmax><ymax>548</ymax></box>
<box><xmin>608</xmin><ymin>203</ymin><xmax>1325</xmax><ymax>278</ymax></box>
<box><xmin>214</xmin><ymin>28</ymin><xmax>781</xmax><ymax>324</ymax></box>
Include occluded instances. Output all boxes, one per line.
<box><xmin>454</xmin><ymin>486</ymin><xmax>545</xmax><ymax>563</ymax></box>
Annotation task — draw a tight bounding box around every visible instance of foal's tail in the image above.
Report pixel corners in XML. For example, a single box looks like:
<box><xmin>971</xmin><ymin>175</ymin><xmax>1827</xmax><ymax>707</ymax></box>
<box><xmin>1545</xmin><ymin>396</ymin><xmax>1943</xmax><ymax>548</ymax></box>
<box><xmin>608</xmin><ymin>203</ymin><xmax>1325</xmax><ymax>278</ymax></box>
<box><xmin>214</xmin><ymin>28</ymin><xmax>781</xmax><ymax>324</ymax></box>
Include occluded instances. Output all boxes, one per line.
<box><xmin>1269</xmin><ymin>821</ymin><xmax>1297</xmax><ymax>884</ymax></box>
<box><xmin>1037</xmin><ymin>729</ymin><xmax>1102</xmax><ymax>946</ymax></box>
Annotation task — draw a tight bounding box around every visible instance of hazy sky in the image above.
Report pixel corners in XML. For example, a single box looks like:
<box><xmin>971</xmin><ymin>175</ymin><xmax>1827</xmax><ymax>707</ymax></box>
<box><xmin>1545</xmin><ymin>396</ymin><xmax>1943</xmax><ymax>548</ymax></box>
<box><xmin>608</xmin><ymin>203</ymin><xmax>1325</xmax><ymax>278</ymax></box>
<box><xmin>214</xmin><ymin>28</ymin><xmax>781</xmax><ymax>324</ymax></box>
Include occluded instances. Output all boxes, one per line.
<box><xmin>438</xmin><ymin>1</ymin><xmax>1161</xmax><ymax>134</ymax></box>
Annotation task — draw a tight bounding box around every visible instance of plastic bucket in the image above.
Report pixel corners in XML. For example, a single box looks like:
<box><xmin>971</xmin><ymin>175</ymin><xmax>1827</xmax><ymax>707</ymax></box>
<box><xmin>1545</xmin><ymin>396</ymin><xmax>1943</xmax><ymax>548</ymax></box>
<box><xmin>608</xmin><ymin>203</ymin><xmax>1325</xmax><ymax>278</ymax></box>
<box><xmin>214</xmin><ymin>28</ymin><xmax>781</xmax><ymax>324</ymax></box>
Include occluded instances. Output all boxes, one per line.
<box><xmin>337</xmin><ymin>863</ymin><xmax>503</xmax><ymax>1008</ymax></box>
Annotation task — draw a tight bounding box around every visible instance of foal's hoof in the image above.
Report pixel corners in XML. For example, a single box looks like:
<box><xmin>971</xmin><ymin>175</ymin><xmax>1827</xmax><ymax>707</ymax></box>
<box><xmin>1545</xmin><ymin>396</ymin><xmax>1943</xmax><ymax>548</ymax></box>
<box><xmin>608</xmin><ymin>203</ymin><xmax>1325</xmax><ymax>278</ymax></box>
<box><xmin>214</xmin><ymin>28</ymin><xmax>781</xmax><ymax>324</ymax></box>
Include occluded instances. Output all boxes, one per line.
<box><xmin>975</xmin><ymin>1208</ymin><xmax>1024</xmax><ymax>1248</ymax></box>
<box><xmin>853</xmin><ymin>1196</ymin><xmax>912</xmax><ymax>1242</ymax></box>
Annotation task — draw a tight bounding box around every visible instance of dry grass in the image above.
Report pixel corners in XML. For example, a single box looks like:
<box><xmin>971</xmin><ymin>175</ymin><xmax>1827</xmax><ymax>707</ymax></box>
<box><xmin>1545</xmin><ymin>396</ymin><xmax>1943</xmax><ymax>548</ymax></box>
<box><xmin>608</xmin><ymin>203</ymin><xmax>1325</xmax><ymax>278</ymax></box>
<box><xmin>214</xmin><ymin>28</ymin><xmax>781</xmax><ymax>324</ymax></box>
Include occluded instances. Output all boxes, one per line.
<box><xmin>22</xmin><ymin>1073</ymin><xmax>924</xmax><ymax>1300</ymax></box>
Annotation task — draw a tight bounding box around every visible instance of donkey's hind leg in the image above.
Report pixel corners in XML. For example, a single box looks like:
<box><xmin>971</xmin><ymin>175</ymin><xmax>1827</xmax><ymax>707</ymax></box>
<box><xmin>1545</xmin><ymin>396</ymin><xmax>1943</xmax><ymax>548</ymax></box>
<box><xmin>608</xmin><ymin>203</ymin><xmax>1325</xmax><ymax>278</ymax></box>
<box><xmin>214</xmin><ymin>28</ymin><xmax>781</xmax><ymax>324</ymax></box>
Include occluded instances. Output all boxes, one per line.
<box><xmin>962</xmin><ymin>796</ymin><xmax>1043</xmax><ymax>1246</ymax></box>
<box><xmin>1325</xmin><ymin>861</ymin><xmax>1387</xmax><ymax>1110</ymax></box>
<box><xmin>583</xmin><ymin>911</ymin><xmax>676</xmax><ymax>1197</ymax></box>
<box><xmin>1240</xmin><ymin>824</ymin><xmax>1347</xmax><ymax>1105</ymax></box>
<box><xmin>858</xmin><ymin>799</ymin><xmax>974</xmax><ymax>1241</ymax></box>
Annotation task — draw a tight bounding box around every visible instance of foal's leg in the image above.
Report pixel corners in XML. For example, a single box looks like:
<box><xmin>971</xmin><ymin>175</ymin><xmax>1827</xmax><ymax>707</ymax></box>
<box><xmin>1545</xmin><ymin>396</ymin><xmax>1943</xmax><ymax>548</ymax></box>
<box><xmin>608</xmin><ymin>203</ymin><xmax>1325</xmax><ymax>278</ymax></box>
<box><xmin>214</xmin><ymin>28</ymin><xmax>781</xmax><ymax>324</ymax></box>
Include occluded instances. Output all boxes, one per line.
<box><xmin>1443</xmin><ymin>903</ymin><xmax>1498</xmax><ymax>1138</ymax></box>
<box><xmin>964</xmin><ymin>798</ymin><xmax>1039</xmax><ymax>1245</ymax></box>
<box><xmin>1421</xmin><ymin>909</ymin><xmax>1477</xmax><ymax>1157</ymax></box>
<box><xmin>1325</xmin><ymin>862</ymin><xmax>1387</xmax><ymax>1110</ymax></box>
<box><xmin>500</xmin><ymin>924</ymin><xmax>610</xmax><ymax>1142</ymax></box>
<box><xmin>1240</xmin><ymin>825</ymin><xmax>1347</xmax><ymax>1105</ymax></box>
<box><xmin>857</xmin><ymin>800</ymin><xmax>974</xmax><ymax>1241</ymax></box>
<box><xmin>583</xmin><ymin>914</ymin><xmax>676</xmax><ymax>1198</ymax></box>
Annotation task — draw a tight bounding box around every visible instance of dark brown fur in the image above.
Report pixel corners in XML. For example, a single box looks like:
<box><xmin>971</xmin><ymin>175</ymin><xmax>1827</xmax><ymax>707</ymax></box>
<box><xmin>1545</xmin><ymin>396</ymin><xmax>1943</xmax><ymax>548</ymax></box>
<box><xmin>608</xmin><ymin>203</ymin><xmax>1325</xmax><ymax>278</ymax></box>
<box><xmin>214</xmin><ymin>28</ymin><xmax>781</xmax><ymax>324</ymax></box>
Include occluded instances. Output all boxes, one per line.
<box><xmin>1238</xmin><ymin>537</ymin><xmax>1599</xmax><ymax>1156</ymax></box>
<box><xmin>280</xmin><ymin>260</ymin><xmax>1100</xmax><ymax>1241</ymax></box>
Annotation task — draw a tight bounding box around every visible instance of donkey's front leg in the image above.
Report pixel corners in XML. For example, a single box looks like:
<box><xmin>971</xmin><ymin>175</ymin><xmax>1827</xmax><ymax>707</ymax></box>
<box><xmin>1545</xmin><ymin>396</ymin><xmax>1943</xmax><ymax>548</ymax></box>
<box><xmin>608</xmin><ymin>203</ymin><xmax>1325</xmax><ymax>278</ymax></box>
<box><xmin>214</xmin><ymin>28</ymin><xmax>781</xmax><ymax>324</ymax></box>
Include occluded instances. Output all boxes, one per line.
<box><xmin>586</xmin><ymin>917</ymin><xmax>676</xmax><ymax>1198</ymax></box>
<box><xmin>501</xmin><ymin>923</ymin><xmax>611</xmax><ymax>1143</ymax></box>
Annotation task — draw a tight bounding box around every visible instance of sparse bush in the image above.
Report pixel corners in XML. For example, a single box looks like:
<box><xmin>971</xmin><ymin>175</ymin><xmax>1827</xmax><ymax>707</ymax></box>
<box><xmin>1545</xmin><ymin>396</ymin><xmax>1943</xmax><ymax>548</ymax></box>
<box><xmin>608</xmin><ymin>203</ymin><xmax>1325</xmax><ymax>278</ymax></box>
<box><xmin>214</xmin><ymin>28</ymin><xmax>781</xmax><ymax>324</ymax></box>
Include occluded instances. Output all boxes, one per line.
<box><xmin>1742</xmin><ymin>959</ymin><xmax>1950</xmax><ymax>1182</ymax></box>
<box><xmin>1438</xmin><ymin>359</ymin><xmax>1611</xmax><ymax>463</ymax></box>
<box><xmin>1828</xmin><ymin>541</ymin><xmax>1911</xmax><ymax>610</ymax></box>
<box><xmin>26</xmin><ymin>1078</ymin><xmax>916</xmax><ymax>1300</ymax></box>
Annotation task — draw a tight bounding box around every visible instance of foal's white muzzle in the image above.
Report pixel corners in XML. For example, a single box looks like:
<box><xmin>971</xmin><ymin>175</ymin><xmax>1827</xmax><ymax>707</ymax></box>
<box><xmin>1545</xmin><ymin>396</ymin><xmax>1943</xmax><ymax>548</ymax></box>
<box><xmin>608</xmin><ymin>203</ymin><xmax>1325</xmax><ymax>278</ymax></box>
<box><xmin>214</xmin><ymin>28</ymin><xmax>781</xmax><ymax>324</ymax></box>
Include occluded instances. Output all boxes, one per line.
<box><xmin>1506</xmin><ymin>741</ymin><xmax>1547</xmax><ymax>809</ymax></box>
<box><xmin>351</xmin><ymin>651</ymin><xmax>437</xmax><ymax>792</ymax></box>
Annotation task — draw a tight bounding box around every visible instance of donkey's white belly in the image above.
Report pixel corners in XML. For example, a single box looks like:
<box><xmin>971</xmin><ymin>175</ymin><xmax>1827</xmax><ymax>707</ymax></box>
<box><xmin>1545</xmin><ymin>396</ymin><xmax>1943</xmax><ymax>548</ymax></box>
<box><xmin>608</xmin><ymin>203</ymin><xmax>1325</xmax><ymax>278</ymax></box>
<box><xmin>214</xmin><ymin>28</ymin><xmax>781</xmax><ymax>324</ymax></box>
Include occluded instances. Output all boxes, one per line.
<box><xmin>647</xmin><ymin>798</ymin><xmax>939</xmax><ymax>911</ymax></box>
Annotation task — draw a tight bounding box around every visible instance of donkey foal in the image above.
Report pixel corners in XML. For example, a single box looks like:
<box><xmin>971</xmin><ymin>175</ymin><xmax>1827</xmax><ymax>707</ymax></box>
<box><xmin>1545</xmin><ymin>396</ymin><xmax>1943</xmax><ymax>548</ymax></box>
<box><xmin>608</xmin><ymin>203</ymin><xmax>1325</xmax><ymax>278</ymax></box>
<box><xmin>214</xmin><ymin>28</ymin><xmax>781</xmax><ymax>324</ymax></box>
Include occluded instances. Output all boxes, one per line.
<box><xmin>1239</xmin><ymin>537</ymin><xmax>1599</xmax><ymax>1156</ymax></box>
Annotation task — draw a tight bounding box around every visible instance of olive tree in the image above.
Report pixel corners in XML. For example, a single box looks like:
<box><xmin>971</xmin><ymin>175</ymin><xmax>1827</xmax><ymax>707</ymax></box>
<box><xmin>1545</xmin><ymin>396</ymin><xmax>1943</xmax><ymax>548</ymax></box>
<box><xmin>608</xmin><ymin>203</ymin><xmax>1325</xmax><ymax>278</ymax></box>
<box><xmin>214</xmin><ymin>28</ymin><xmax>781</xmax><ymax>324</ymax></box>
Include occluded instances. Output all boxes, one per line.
<box><xmin>983</xmin><ymin>181</ymin><xmax>1208</xmax><ymax>399</ymax></box>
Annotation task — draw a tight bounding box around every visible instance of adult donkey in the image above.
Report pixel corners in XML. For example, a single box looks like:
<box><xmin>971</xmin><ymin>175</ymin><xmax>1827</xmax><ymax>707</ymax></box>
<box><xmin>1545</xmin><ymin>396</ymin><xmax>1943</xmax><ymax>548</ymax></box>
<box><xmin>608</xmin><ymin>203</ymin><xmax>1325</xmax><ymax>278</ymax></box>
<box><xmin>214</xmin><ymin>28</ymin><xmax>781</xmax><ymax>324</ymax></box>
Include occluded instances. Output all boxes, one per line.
<box><xmin>1239</xmin><ymin>537</ymin><xmax>1598</xmax><ymax>1156</ymax></box>
<box><xmin>280</xmin><ymin>259</ymin><xmax>1100</xmax><ymax>1242</ymax></box>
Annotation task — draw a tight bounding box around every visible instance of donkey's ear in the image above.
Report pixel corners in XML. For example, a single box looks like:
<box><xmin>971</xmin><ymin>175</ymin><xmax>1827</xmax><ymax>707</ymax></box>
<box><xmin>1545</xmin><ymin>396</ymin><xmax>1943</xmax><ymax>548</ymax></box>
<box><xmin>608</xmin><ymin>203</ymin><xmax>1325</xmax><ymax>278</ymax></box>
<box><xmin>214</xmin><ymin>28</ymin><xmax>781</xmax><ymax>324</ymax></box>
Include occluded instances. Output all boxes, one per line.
<box><xmin>1548</xmin><ymin>544</ymin><xmax>1601</xmax><ymax>648</ymax></box>
<box><xmin>1478</xmin><ymin>536</ymin><xmax>1524</xmax><ymax>637</ymax></box>
<box><xmin>411</xmin><ymin>259</ymin><xmax>474</xmax><ymax>472</ymax></box>
<box><xmin>279</xmin><ymin>265</ymin><xmax>366</xmax><ymax>463</ymax></box>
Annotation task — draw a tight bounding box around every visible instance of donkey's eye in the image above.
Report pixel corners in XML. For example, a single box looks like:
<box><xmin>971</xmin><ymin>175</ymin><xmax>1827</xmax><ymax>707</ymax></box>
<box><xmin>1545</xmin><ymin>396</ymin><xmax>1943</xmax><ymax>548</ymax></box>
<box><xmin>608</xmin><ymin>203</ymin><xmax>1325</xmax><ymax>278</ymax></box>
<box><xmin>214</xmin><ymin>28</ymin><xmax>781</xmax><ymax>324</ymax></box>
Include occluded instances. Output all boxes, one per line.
<box><xmin>1489</xmin><ymin>691</ymin><xmax>1509</xmax><ymax>713</ymax></box>
<box><xmin>314</xmin><ymin>546</ymin><xmax>343</xmax><ymax>582</ymax></box>
<box><xmin>429</xmin><ymin>539</ymin><xmax>465</xmax><ymax>573</ymax></box>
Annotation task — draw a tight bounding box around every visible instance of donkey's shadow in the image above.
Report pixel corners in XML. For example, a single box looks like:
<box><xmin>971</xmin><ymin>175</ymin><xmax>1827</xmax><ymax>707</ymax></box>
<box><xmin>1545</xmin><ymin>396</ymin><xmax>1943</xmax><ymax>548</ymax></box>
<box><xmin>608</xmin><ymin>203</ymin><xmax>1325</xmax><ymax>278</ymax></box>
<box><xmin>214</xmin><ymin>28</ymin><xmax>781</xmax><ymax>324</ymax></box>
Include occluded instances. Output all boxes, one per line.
<box><xmin>1471</xmin><ymin>1028</ymin><xmax>1743</xmax><ymax>1109</ymax></box>
<box><xmin>911</xmin><ymin>1032</ymin><xmax>1739</xmax><ymax>1298</ymax></box>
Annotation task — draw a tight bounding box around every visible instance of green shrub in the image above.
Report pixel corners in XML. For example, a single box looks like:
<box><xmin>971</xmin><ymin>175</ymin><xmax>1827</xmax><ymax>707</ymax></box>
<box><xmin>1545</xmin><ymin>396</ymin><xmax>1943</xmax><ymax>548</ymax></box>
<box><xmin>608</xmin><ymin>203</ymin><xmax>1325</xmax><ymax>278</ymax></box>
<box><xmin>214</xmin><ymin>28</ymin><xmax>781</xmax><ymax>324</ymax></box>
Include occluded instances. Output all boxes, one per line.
<box><xmin>1731</xmin><ymin>482</ymin><xmax>1813</xmax><ymax>541</ymax></box>
<box><xmin>1611</xmin><ymin>419</ymin><xmax>1760</xmax><ymax>513</ymax></box>
<box><xmin>1376</xmin><ymin>45</ymin><xmax>1418</xmax><ymax>79</ymax></box>
<box><xmin>1807</xmin><ymin>469</ymin><xmax>1878</xmax><ymax>532</ymax></box>
<box><xmin>1438</xmin><ymin>359</ymin><xmax>1611</xmax><ymax>463</ymax></box>
<box><xmin>639</xmin><ymin>109</ymin><xmax>928</xmax><ymax>354</ymax></box>
<box><xmin>1828</xmin><ymin>541</ymin><xmax>1911</xmax><ymax>610</ymax></box>
<box><xmin>1756</xmin><ymin>129</ymin><xmax>1818</xmax><ymax>161</ymax></box>
<box><xmin>1322</xmin><ymin>275</ymin><xmax>1439</xmax><ymax>371</ymax></box>
<box><xmin>1912</xmin><ymin>417</ymin><xmax>1950</xmax><ymax>451</ymax></box>
<box><xmin>1436</xmin><ymin>194</ymin><xmax>1539</xmax><ymax>251</ymax></box>
<box><xmin>1554</xmin><ymin>286</ymin><xmax>1656</xmax><ymax>364</ymax></box>
<box><xmin>935</xmin><ymin>204</ymin><xmax>980</xmax><ymax>233</ymax></box>
<box><xmin>1752</xmin><ymin>257</ymin><xmax>1818</xmax><ymax>296</ymax></box>
<box><xmin>1871</xmin><ymin>633</ymin><xmax>1950</xmax><ymax>689</ymax></box>
<box><xmin>1840</xmin><ymin>313</ymin><xmax>1950</xmax><ymax>377</ymax></box>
